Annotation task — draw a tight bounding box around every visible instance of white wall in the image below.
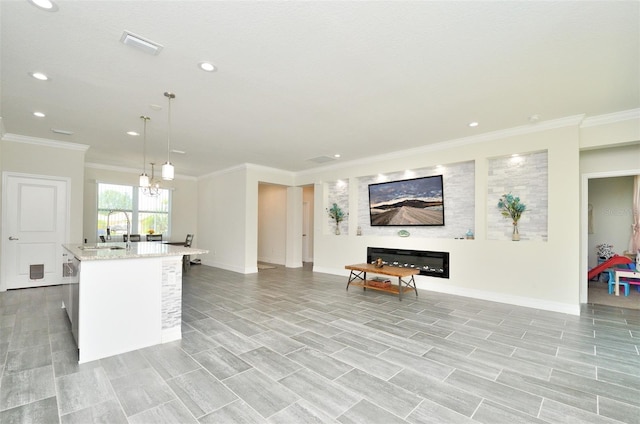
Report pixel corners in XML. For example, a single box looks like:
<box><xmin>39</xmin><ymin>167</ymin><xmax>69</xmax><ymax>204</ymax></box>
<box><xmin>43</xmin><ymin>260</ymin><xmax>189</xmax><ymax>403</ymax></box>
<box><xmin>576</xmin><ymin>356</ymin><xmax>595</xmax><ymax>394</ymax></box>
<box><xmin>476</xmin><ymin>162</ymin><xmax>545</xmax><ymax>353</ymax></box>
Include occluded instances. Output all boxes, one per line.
<box><xmin>580</xmin><ymin>144</ymin><xmax>640</xmax><ymax>174</ymax></box>
<box><xmin>198</xmin><ymin>164</ymin><xmax>296</xmax><ymax>274</ymax></box>
<box><xmin>587</xmin><ymin>176</ymin><xmax>635</xmax><ymax>267</ymax></box>
<box><xmin>83</xmin><ymin>165</ymin><xmax>198</xmax><ymax>245</ymax></box>
<box><xmin>1</xmin><ymin>138</ymin><xmax>86</xmax><ymax>243</ymax></box>
<box><xmin>258</xmin><ymin>183</ymin><xmax>287</xmax><ymax>265</ymax></box>
<box><xmin>303</xmin><ymin>185</ymin><xmax>314</xmax><ymax>262</ymax></box>
<box><xmin>580</xmin><ymin>109</ymin><xmax>640</xmax><ymax>149</ymax></box>
<box><xmin>197</xmin><ymin>166</ymin><xmax>248</xmax><ymax>273</ymax></box>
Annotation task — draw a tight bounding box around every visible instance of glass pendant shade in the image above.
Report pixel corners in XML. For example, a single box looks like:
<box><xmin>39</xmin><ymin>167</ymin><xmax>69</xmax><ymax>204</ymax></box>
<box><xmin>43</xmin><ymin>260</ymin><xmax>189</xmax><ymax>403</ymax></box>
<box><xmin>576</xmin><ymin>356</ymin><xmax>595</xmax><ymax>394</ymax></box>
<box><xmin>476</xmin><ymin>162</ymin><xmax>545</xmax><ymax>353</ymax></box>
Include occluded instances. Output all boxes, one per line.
<box><xmin>139</xmin><ymin>173</ymin><xmax>150</xmax><ymax>187</ymax></box>
<box><xmin>162</xmin><ymin>162</ymin><xmax>174</xmax><ymax>180</ymax></box>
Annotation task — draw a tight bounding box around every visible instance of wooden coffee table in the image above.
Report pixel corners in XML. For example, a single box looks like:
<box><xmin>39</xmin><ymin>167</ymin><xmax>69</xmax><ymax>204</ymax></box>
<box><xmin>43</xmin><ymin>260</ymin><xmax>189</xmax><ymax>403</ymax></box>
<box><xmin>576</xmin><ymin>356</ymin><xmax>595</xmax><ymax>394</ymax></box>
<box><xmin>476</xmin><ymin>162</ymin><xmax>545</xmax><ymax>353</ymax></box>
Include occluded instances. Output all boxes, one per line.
<box><xmin>345</xmin><ymin>263</ymin><xmax>419</xmax><ymax>301</ymax></box>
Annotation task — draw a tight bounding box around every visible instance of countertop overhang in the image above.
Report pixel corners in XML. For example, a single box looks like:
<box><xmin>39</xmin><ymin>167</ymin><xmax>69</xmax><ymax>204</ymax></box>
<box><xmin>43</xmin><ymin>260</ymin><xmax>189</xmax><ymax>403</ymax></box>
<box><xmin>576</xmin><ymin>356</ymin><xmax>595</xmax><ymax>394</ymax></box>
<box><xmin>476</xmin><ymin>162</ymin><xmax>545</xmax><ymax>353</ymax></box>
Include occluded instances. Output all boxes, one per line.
<box><xmin>63</xmin><ymin>242</ymin><xmax>208</xmax><ymax>261</ymax></box>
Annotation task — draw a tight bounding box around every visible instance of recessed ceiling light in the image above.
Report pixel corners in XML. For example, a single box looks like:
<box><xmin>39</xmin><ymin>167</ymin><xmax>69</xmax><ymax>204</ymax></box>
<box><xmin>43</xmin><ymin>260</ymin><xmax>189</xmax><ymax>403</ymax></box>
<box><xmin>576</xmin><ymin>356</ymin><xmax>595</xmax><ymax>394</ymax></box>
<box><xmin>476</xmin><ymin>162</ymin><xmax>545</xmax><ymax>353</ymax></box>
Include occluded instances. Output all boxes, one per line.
<box><xmin>171</xmin><ymin>149</ymin><xmax>186</xmax><ymax>154</ymax></box>
<box><xmin>30</xmin><ymin>72</ymin><xmax>49</xmax><ymax>81</ymax></box>
<box><xmin>28</xmin><ymin>0</ymin><xmax>58</xmax><ymax>12</ymax></box>
<box><xmin>33</xmin><ymin>111</ymin><xmax>46</xmax><ymax>118</ymax></box>
<box><xmin>198</xmin><ymin>62</ymin><xmax>217</xmax><ymax>72</ymax></box>
<box><xmin>149</xmin><ymin>104</ymin><xmax>162</xmax><ymax>111</ymax></box>
<box><xmin>127</xmin><ymin>131</ymin><xmax>140</xmax><ymax>136</ymax></box>
<box><xmin>333</xmin><ymin>154</ymin><xmax>341</xmax><ymax>158</ymax></box>
<box><xmin>468</xmin><ymin>121</ymin><xmax>479</xmax><ymax>127</ymax></box>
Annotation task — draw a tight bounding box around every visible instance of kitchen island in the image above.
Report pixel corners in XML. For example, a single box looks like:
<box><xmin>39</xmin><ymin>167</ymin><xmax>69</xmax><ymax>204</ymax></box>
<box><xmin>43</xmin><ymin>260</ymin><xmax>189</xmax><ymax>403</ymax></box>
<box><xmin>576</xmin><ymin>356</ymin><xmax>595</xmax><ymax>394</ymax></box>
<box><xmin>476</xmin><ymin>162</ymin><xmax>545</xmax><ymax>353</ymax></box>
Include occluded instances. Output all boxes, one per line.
<box><xmin>62</xmin><ymin>242</ymin><xmax>207</xmax><ymax>363</ymax></box>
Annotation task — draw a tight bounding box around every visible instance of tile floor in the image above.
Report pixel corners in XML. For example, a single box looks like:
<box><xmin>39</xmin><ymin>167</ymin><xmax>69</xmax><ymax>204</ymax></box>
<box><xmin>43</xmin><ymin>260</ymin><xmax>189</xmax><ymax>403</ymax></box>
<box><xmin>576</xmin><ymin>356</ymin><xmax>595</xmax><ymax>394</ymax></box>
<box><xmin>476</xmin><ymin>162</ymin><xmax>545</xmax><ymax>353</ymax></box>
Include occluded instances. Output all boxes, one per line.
<box><xmin>1</xmin><ymin>264</ymin><xmax>639</xmax><ymax>423</ymax></box>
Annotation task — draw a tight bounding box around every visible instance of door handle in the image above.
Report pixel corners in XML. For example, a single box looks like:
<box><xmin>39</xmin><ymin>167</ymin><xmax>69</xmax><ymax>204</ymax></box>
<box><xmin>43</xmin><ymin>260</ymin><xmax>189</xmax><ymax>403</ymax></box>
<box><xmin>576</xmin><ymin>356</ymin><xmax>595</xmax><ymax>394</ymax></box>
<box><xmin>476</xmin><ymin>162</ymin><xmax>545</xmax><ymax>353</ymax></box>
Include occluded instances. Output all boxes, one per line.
<box><xmin>9</xmin><ymin>236</ymin><xmax>19</xmax><ymax>241</ymax></box>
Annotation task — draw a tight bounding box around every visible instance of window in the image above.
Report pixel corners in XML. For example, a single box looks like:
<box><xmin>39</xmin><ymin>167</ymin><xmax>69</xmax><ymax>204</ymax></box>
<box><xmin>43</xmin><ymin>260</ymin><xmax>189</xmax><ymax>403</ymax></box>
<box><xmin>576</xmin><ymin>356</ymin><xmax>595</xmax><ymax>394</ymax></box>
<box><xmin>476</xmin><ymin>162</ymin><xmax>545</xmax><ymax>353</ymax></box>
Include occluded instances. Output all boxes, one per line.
<box><xmin>97</xmin><ymin>183</ymin><xmax>171</xmax><ymax>238</ymax></box>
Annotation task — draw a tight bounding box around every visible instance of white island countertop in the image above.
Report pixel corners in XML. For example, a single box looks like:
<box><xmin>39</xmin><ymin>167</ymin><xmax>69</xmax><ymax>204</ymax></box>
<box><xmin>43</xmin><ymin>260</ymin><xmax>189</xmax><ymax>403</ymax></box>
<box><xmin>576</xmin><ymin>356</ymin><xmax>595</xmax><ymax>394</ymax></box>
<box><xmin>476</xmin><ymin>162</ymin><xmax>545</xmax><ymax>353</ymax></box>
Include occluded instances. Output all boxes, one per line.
<box><xmin>63</xmin><ymin>242</ymin><xmax>208</xmax><ymax>261</ymax></box>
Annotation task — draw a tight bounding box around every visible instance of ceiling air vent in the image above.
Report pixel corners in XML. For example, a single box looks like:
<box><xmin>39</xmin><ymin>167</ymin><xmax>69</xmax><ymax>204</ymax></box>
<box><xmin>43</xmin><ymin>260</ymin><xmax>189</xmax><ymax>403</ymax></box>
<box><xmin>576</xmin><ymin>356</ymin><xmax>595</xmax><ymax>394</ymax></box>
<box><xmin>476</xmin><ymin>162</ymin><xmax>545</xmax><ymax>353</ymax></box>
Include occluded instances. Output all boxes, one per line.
<box><xmin>307</xmin><ymin>155</ymin><xmax>336</xmax><ymax>164</ymax></box>
<box><xmin>51</xmin><ymin>128</ymin><xmax>73</xmax><ymax>135</ymax></box>
<box><xmin>120</xmin><ymin>31</ymin><xmax>163</xmax><ymax>55</ymax></box>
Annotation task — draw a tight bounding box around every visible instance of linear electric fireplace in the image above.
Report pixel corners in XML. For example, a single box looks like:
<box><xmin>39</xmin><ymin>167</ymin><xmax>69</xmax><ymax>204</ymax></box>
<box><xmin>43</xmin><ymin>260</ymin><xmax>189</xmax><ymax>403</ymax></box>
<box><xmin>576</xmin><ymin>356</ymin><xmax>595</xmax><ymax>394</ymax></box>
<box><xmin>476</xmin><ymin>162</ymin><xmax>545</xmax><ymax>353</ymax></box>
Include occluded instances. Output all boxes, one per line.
<box><xmin>367</xmin><ymin>247</ymin><xmax>449</xmax><ymax>279</ymax></box>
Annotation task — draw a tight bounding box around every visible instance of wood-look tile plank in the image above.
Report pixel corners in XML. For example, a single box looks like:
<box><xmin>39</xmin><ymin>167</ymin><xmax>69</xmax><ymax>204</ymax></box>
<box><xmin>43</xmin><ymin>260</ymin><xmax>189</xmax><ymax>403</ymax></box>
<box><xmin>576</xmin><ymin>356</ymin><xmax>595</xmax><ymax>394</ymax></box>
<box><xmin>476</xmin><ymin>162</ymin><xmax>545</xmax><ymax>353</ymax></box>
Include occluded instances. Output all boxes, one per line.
<box><xmin>192</xmin><ymin>346</ymin><xmax>252</xmax><ymax>380</ymax></box>
<box><xmin>199</xmin><ymin>400</ymin><xmax>266</xmax><ymax>424</ymax></box>
<box><xmin>337</xmin><ymin>399</ymin><xmax>406</xmax><ymax>424</ymax></box>
<box><xmin>224</xmin><ymin>369</ymin><xmax>298</xmax><ymax>418</ymax></box>
<box><xmin>109</xmin><ymin>368</ymin><xmax>176</xmax><ymax>417</ymax></box>
<box><xmin>335</xmin><ymin>368</ymin><xmax>422</xmax><ymax>419</ymax></box>
<box><xmin>167</xmin><ymin>368</ymin><xmax>237</xmax><ymax>418</ymax></box>
<box><xmin>55</xmin><ymin>367</ymin><xmax>115</xmax><ymax>416</ymax></box>
<box><xmin>279</xmin><ymin>368</ymin><xmax>360</xmax><ymax>418</ymax></box>
<box><xmin>445</xmin><ymin>369</ymin><xmax>543</xmax><ymax>416</ymax></box>
<box><xmin>0</xmin><ymin>396</ymin><xmax>60</xmax><ymax>424</ymax></box>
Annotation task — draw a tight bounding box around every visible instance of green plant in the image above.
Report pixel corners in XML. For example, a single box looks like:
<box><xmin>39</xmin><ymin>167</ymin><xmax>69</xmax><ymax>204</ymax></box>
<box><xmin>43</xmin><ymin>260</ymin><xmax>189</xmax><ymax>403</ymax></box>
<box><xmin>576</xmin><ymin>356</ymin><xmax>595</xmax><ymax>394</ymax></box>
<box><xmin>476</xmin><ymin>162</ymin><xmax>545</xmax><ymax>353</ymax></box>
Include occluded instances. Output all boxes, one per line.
<box><xmin>497</xmin><ymin>193</ymin><xmax>526</xmax><ymax>224</ymax></box>
<box><xmin>327</xmin><ymin>203</ymin><xmax>346</xmax><ymax>226</ymax></box>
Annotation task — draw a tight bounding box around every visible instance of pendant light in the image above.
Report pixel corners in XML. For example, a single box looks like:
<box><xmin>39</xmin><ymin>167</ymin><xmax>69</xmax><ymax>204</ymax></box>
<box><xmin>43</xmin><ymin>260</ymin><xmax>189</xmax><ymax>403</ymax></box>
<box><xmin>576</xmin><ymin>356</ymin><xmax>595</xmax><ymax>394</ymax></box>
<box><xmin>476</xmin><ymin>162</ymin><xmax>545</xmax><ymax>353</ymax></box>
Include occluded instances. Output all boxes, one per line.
<box><xmin>139</xmin><ymin>115</ymin><xmax>151</xmax><ymax>188</ymax></box>
<box><xmin>162</xmin><ymin>91</ymin><xmax>175</xmax><ymax>180</ymax></box>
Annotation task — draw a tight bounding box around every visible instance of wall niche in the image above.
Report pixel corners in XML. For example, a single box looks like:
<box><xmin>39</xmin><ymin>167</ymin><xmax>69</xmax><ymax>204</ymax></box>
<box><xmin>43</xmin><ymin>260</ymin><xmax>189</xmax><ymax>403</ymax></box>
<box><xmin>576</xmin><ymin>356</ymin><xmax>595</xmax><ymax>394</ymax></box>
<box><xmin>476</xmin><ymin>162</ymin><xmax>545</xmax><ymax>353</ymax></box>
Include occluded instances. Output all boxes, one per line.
<box><xmin>354</xmin><ymin>161</ymin><xmax>475</xmax><ymax>239</ymax></box>
<box><xmin>487</xmin><ymin>151</ymin><xmax>548</xmax><ymax>241</ymax></box>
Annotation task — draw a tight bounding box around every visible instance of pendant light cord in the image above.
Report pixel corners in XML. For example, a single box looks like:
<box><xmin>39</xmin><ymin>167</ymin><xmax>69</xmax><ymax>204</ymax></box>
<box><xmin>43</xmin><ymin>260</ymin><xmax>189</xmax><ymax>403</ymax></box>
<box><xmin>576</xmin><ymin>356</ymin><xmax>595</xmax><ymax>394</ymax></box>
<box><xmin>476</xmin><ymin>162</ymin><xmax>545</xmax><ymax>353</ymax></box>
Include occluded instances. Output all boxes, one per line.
<box><xmin>141</xmin><ymin>115</ymin><xmax>149</xmax><ymax>175</ymax></box>
<box><xmin>164</xmin><ymin>92</ymin><xmax>175</xmax><ymax>163</ymax></box>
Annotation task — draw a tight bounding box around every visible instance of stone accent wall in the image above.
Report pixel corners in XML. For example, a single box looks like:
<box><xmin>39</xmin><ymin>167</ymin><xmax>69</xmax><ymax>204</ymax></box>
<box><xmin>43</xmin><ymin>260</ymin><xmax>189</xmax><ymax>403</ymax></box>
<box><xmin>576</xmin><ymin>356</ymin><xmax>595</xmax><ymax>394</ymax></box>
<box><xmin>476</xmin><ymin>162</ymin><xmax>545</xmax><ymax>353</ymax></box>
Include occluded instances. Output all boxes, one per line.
<box><xmin>326</xmin><ymin>180</ymin><xmax>349</xmax><ymax>235</ymax></box>
<box><xmin>355</xmin><ymin>161</ymin><xmax>475</xmax><ymax>239</ymax></box>
<box><xmin>161</xmin><ymin>257</ymin><xmax>182</xmax><ymax>330</ymax></box>
<box><xmin>487</xmin><ymin>151</ymin><xmax>548</xmax><ymax>241</ymax></box>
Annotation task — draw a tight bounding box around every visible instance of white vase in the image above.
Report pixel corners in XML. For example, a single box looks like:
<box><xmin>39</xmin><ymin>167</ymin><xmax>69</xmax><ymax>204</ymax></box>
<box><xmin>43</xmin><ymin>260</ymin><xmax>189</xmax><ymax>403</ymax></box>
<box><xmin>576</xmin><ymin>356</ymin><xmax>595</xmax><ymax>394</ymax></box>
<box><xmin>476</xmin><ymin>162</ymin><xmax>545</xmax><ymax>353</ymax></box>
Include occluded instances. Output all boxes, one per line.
<box><xmin>335</xmin><ymin>226</ymin><xmax>340</xmax><ymax>235</ymax></box>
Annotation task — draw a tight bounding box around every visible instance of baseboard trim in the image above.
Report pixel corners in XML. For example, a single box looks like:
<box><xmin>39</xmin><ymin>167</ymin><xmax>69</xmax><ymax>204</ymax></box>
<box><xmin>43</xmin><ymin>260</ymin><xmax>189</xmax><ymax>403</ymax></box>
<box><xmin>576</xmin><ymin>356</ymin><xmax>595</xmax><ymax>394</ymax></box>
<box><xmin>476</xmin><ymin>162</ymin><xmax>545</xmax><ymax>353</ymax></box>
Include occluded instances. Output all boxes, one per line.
<box><xmin>200</xmin><ymin>260</ymin><xmax>257</xmax><ymax>274</ymax></box>
<box><xmin>314</xmin><ymin>266</ymin><xmax>579</xmax><ymax>316</ymax></box>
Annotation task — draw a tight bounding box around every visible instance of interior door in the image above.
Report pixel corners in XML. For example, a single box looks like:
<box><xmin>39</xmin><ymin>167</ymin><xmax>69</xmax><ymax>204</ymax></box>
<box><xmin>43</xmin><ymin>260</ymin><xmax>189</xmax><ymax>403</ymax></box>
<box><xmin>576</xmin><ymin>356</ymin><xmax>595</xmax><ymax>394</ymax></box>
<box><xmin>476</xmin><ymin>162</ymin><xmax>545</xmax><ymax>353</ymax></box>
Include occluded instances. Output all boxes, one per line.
<box><xmin>2</xmin><ymin>173</ymin><xmax>69</xmax><ymax>290</ymax></box>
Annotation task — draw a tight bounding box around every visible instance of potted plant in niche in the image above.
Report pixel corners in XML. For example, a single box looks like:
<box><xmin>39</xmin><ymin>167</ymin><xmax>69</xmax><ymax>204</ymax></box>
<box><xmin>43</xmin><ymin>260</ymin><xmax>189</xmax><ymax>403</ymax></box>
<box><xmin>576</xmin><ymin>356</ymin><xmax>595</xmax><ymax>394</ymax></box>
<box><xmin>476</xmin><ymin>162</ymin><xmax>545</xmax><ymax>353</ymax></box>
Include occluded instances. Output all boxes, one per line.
<box><xmin>497</xmin><ymin>193</ymin><xmax>527</xmax><ymax>241</ymax></box>
<box><xmin>327</xmin><ymin>203</ymin><xmax>346</xmax><ymax>235</ymax></box>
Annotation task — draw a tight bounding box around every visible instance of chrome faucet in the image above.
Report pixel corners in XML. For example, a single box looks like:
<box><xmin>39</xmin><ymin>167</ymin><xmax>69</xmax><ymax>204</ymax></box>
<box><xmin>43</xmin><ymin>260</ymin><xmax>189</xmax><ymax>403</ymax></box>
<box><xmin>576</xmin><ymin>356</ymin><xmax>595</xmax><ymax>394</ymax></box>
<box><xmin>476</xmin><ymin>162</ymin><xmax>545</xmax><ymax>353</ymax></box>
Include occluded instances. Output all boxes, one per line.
<box><xmin>106</xmin><ymin>210</ymin><xmax>131</xmax><ymax>250</ymax></box>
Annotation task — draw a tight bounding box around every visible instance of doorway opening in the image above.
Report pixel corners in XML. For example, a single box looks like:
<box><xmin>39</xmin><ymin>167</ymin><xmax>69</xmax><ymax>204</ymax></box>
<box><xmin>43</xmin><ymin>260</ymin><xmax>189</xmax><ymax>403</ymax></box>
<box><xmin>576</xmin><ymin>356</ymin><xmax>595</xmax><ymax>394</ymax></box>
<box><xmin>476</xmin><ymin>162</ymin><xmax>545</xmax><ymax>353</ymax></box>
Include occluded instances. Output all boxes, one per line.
<box><xmin>302</xmin><ymin>185</ymin><xmax>314</xmax><ymax>265</ymax></box>
<box><xmin>582</xmin><ymin>172</ymin><xmax>639</xmax><ymax>309</ymax></box>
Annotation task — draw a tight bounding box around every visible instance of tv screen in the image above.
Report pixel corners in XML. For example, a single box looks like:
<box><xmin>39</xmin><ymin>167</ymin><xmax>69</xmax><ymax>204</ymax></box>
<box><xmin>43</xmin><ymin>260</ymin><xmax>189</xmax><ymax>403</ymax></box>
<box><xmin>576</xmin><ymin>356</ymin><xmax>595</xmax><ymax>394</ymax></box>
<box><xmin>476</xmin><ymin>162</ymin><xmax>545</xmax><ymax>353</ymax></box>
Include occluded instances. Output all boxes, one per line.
<box><xmin>368</xmin><ymin>175</ymin><xmax>444</xmax><ymax>226</ymax></box>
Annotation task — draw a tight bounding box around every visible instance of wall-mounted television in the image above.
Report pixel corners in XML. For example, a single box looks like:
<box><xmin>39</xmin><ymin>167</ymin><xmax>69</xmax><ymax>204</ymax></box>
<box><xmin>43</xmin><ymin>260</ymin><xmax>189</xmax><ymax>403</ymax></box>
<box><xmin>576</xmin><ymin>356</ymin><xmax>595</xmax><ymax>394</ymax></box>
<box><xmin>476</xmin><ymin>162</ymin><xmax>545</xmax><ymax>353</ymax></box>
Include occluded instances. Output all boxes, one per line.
<box><xmin>368</xmin><ymin>175</ymin><xmax>444</xmax><ymax>226</ymax></box>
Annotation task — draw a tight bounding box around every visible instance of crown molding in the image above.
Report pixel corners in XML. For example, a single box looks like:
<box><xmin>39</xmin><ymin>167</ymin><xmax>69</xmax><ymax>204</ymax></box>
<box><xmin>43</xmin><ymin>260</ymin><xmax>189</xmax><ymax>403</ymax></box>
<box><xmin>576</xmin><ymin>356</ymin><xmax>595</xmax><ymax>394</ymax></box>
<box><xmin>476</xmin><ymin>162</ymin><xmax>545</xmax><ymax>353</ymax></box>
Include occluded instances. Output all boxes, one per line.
<box><xmin>199</xmin><ymin>162</ymin><xmax>296</xmax><ymax>181</ymax></box>
<box><xmin>580</xmin><ymin>108</ymin><xmax>640</xmax><ymax>128</ymax></box>
<box><xmin>198</xmin><ymin>163</ymin><xmax>249</xmax><ymax>180</ymax></box>
<box><xmin>245</xmin><ymin>163</ymin><xmax>296</xmax><ymax>178</ymax></box>
<box><xmin>2</xmin><ymin>132</ymin><xmax>90</xmax><ymax>152</ymax></box>
<box><xmin>85</xmin><ymin>162</ymin><xmax>140</xmax><ymax>174</ymax></box>
<box><xmin>85</xmin><ymin>162</ymin><xmax>197</xmax><ymax>181</ymax></box>
<box><xmin>296</xmin><ymin>114</ymin><xmax>586</xmax><ymax>177</ymax></box>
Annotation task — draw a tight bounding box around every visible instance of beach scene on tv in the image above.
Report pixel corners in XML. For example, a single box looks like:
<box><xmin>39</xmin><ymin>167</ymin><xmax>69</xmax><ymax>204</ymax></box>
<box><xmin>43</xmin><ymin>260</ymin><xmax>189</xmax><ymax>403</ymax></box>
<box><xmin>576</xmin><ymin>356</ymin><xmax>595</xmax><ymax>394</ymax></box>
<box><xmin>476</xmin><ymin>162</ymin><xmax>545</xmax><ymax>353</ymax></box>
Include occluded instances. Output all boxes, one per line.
<box><xmin>368</xmin><ymin>176</ymin><xmax>444</xmax><ymax>226</ymax></box>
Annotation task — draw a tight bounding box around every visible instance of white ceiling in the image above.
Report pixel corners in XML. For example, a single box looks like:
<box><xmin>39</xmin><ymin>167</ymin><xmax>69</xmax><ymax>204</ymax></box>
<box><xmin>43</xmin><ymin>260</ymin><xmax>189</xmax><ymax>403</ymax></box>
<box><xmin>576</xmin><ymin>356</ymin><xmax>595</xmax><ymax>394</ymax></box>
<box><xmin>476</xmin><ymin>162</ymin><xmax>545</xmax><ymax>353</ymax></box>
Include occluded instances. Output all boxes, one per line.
<box><xmin>1</xmin><ymin>1</ymin><xmax>638</xmax><ymax>177</ymax></box>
